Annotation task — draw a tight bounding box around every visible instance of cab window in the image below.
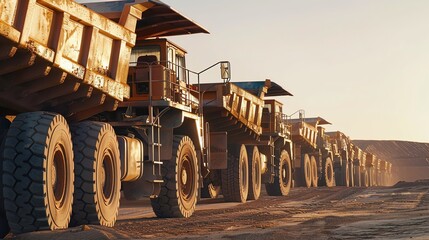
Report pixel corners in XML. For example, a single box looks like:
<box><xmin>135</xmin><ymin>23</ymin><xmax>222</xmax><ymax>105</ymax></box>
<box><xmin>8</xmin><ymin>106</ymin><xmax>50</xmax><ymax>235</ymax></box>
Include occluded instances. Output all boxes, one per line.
<box><xmin>130</xmin><ymin>45</ymin><xmax>161</xmax><ymax>66</ymax></box>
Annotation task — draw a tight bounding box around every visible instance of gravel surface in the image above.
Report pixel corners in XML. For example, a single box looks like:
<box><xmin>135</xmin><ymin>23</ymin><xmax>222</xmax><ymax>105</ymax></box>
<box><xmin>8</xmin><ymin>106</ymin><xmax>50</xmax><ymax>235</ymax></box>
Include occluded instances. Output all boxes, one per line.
<box><xmin>7</xmin><ymin>179</ymin><xmax>429</xmax><ymax>239</ymax></box>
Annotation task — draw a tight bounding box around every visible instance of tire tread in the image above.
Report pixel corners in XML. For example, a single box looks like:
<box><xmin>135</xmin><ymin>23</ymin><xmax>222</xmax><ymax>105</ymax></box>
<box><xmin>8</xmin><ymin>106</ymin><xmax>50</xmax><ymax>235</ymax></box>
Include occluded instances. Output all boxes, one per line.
<box><xmin>2</xmin><ymin>112</ymin><xmax>73</xmax><ymax>234</ymax></box>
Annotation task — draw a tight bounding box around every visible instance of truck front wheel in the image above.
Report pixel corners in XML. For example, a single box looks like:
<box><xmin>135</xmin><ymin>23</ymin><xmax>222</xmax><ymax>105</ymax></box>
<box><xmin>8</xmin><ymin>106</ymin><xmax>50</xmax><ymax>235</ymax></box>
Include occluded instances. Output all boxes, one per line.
<box><xmin>71</xmin><ymin>122</ymin><xmax>121</xmax><ymax>227</ymax></box>
<box><xmin>265</xmin><ymin>150</ymin><xmax>292</xmax><ymax>196</ymax></box>
<box><xmin>3</xmin><ymin>112</ymin><xmax>74</xmax><ymax>234</ymax></box>
<box><xmin>151</xmin><ymin>135</ymin><xmax>198</xmax><ymax>218</ymax></box>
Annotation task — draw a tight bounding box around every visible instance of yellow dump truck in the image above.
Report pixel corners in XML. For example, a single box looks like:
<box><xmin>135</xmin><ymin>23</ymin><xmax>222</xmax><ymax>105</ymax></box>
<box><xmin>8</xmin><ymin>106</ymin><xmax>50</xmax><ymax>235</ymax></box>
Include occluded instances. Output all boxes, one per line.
<box><xmin>290</xmin><ymin>120</ymin><xmax>393</xmax><ymax>189</ymax></box>
<box><xmin>326</xmin><ymin>131</ymin><xmax>353</xmax><ymax>187</ymax></box>
<box><xmin>199</xmin><ymin>80</ymin><xmax>294</xmax><ymax>202</ymax></box>
<box><xmin>289</xmin><ymin>116</ymin><xmax>338</xmax><ymax>188</ymax></box>
<box><xmin>0</xmin><ymin>0</ymin><xmax>220</xmax><ymax>236</ymax></box>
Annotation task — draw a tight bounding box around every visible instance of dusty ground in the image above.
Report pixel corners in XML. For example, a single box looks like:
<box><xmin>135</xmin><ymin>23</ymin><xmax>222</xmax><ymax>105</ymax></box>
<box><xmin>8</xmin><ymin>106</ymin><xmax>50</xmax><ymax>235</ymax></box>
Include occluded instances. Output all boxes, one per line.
<box><xmin>9</xmin><ymin>179</ymin><xmax>429</xmax><ymax>239</ymax></box>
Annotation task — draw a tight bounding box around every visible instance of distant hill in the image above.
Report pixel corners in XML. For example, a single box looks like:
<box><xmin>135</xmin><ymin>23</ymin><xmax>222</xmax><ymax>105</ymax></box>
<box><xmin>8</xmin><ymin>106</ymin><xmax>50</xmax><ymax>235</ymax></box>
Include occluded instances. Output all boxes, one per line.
<box><xmin>354</xmin><ymin>140</ymin><xmax>429</xmax><ymax>182</ymax></box>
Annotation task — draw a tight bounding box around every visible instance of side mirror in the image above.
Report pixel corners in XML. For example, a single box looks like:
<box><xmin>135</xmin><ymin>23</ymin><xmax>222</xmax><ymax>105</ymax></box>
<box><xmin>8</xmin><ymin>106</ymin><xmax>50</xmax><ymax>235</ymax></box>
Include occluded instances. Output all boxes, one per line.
<box><xmin>220</xmin><ymin>61</ymin><xmax>231</xmax><ymax>80</ymax></box>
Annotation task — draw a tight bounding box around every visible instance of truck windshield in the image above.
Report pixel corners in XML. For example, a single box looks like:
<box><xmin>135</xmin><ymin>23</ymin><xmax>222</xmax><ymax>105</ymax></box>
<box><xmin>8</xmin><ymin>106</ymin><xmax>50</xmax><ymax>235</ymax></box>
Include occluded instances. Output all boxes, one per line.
<box><xmin>130</xmin><ymin>45</ymin><xmax>161</xmax><ymax>66</ymax></box>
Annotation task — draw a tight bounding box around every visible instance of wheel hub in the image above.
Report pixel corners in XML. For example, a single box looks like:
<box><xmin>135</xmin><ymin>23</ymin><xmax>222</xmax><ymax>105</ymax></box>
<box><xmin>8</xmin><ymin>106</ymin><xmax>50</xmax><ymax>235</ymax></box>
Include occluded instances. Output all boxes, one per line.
<box><xmin>52</xmin><ymin>162</ymin><xmax>57</xmax><ymax>189</ymax></box>
<box><xmin>101</xmin><ymin>164</ymin><xmax>106</xmax><ymax>190</ymax></box>
<box><xmin>181</xmin><ymin>168</ymin><xmax>188</xmax><ymax>186</ymax></box>
<box><xmin>282</xmin><ymin>168</ymin><xmax>286</xmax><ymax>179</ymax></box>
<box><xmin>52</xmin><ymin>145</ymin><xmax>67</xmax><ymax>209</ymax></box>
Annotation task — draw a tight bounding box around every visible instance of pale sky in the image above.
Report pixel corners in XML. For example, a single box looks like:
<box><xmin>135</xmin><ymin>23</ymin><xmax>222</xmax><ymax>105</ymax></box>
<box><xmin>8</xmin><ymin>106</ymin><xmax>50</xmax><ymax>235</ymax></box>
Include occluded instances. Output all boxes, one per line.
<box><xmin>81</xmin><ymin>0</ymin><xmax>429</xmax><ymax>143</ymax></box>
<box><xmin>161</xmin><ymin>0</ymin><xmax>429</xmax><ymax>143</ymax></box>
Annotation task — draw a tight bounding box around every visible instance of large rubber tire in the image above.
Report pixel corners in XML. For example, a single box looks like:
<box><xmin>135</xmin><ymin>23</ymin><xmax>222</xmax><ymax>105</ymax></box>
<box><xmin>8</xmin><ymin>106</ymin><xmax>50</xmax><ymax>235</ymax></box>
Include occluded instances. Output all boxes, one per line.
<box><xmin>71</xmin><ymin>122</ymin><xmax>121</xmax><ymax>227</ymax></box>
<box><xmin>151</xmin><ymin>135</ymin><xmax>198</xmax><ymax>218</ymax></box>
<box><xmin>265</xmin><ymin>150</ymin><xmax>292</xmax><ymax>196</ymax></box>
<box><xmin>320</xmin><ymin>157</ymin><xmax>335</xmax><ymax>187</ymax></box>
<box><xmin>377</xmin><ymin>171</ymin><xmax>382</xmax><ymax>186</ymax></box>
<box><xmin>335</xmin><ymin>157</ymin><xmax>349</xmax><ymax>187</ymax></box>
<box><xmin>247</xmin><ymin>146</ymin><xmax>261</xmax><ymax>200</ymax></box>
<box><xmin>0</xmin><ymin>116</ymin><xmax>10</xmax><ymax>238</ymax></box>
<box><xmin>333</xmin><ymin>157</ymin><xmax>342</xmax><ymax>187</ymax></box>
<box><xmin>310</xmin><ymin>156</ymin><xmax>318</xmax><ymax>187</ymax></box>
<box><xmin>367</xmin><ymin>167</ymin><xmax>373</xmax><ymax>187</ymax></box>
<box><xmin>2</xmin><ymin>112</ymin><xmax>74</xmax><ymax>234</ymax></box>
<box><xmin>348</xmin><ymin>160</ymin><xmax>354</xmax><ymax>187</ymax></box>
<box><xmin>221</xmin><ymin>144</ymin><xmax>248</xmax><ymax>203</ymax></box>
<box><xmin>360</xmin><ymin>169</ymin><xmax>369</xmax><ymax>187</ymax></box>
<box><xmin>353</xmin><ymin>163</ymin><xmax>361</xmax><ymax>187</ymax></box>
<box><xmin>302</xmin><ymin>154</ymin><xmax>312</xmax><ymax>188</ymax></box>
<box><xmin>342</xmin><ymin>161</ymin><xmax>350</xmax><ymax>187</ymax></box>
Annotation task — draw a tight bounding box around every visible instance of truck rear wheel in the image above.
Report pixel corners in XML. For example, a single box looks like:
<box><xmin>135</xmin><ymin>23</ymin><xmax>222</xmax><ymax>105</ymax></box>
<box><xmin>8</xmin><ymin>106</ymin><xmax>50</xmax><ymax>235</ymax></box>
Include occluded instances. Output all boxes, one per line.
<box><xmin>361</xmin><ymin>169</ymin><xmax>369</xmax><ymax>187</ymax></box>
<box><xmin>221</xmin><ymin>144</ymin><xmax>248</xmax><ymax>202</ymax></box>
<box><xmin>321</xmin><ymin>157</ymin><xmax>335</xmax><ymax>187</ymax></box>
<box><xmin>310</xmin><ymin>156</ymin><xmax>318</xmax><ymax>187</ymax></box>
<box><xmin>151</xmin><ymin>135</ymin><xmax>198</xmax><ymax>218</ymax></box>
<box><xmin>265</xmin><ymin>150</ymin><xmax>292</xmax><ymax>196</ymax></box>
<box><xmin>354</xmin><ymin>164</ymin><xmax>361</xmax><ymax>187</ymax></box>
<box><xmin>348</xmin><ymin>160</ymin><xmax>354</xmax><ymax>187</ymax></box>
<box><xmin>302</xmin><ymin>154</ymin><xmax>312</xmax><ymax>188</ymax></box>
<box><xmin>334</xmin><ymin>157</ymin><xmax>341</xmax><ymax>186</ymax></box>
<box><xmin>0</xmin><ymin>116</ymin><xmax>11</xmax><ymax>238</ymax></box>
<box><xmin>247</xmin><ymin>146</ymin><xmax>261</xmax><ymax>200</ymax></box>
<box><xmin>342</xmin><ymin>162</ymin><xmax>350</xmax><ymax>187</ymax></box>
<box><xmin>3</xmin><ymin>112</ymin><xmax>74</xmax><ymax>234</ymax></box>
<box><xmin>334</xmin><ymin>157</ymin><xmax>349</xmax><ymax>187</ymax></box>
<box><xmin>367</xmin><ymin>167</ymin><xmax>373</xmax><ymax>186</ymax></box>
<box><xmin>71</xmin><ymin>122</ymin><xmax>121</xmax><ymax>227</ymax></box>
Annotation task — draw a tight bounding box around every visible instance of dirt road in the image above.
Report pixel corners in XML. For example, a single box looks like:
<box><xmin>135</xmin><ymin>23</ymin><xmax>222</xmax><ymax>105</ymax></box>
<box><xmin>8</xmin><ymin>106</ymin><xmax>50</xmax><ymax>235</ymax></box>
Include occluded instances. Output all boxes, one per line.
<box><xmin>10</xmin><ymin>180</ymin><xmax>429</xmax><ymax>239</ymax></box>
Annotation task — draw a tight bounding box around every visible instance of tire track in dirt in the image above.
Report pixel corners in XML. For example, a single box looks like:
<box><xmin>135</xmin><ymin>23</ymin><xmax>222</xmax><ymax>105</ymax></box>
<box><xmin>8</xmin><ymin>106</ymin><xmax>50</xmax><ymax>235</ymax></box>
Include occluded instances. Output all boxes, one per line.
<box><xmin>8</xmin><ymin>181</ymin><xmax>429</xmax><ymax>239</ymax></box>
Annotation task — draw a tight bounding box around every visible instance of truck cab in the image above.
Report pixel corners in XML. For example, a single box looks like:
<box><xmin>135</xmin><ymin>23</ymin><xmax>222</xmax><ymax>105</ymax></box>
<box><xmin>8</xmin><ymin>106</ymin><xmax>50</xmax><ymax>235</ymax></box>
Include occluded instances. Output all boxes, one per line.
<box><xmin>127</xmin><ymin>38</ymin><xmax>199</xmax><ymax>112</ymax></box>
<box><xmin>262</xmin><ymin>99</ymin><xmax>291</xmax><ymax>139</ymax></box>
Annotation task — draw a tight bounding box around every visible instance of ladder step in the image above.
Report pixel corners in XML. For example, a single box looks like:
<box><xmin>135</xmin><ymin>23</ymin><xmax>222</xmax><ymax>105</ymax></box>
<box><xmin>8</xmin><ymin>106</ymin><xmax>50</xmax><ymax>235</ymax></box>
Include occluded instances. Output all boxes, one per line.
<box><xmin>147</xmin><ymin>179</ymin><xmax>164</xmax><ymax>183</ymax></box>
<box><xmin>144</xmin><ymin>160</ymin><xmax>163</xmax><ymax>165</ymax></box>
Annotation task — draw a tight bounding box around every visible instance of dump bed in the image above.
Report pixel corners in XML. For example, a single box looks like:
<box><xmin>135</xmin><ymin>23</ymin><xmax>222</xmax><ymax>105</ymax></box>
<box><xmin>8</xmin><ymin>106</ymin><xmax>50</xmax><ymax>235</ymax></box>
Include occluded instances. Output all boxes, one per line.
<box><xmin>380</xmin><ymin>159</ymin><xmax>388</xmax><ymax>171</ymax></box>
<box><xmin>353</xmin><ymin>146</ymin><xmax>366</xmax><ymax>167</ymax></box>
<box><xmin>289</xmin><ymin>117</ymin><xmax>330</xmax><ymax>150</ymax></box>
<box><xmin>365</xmin><ymin>152</ymin><xmax>377</xmax><ymax>167</ymax></box>
<box><xmin>200</xmin><ymin>82</ymin><xmax>265</xmax><ymax>142</ymax></box>
<box><xmin>290</xmin><ymin>121</ymin><xmax>318</xmax><ymax>149</ymax></box>
<box><xmin>0</xmin><ymin>0</ymin><xmax>142</xmax><ymax>121</ymax></box>
<box><xmin>200</xmin><ymin>80</ymin><xmax>292</xmax><ymax>143</ymax></box>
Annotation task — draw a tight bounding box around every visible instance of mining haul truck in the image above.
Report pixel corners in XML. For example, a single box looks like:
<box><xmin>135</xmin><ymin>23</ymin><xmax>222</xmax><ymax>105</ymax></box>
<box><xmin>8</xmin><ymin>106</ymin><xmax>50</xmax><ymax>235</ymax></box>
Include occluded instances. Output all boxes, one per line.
<box><xmin>326</xmin><ymin>131</ymin><xmax>355</xmax><ymax>187</ymax></box>
<box><xmin>199</xmin><ymin>80</ymin><xmax>294</xmax><ymax>202</ymax></box>
<box><xmin>289</xmin><ymin>117</ymin><xmax>338</xmax><ymax>188</ymax></box>
<box><xmin>323</xmin><ymin>130</ymin><xmax>394</xmax><ymax>188</ymax></box>
<box><xmin>0</xmin><ymin>0</ymin><xmax>240</xmax><ymax>236</ymax></box>
<box><xmin>196</xmin><ymin>81</ymin><xmax>394</xmax><ymax>201</ymax></box>
<box><xmin>290</xmin><ymin>119</ymin><xmax>393</xmax><ymax>189</ymax></box>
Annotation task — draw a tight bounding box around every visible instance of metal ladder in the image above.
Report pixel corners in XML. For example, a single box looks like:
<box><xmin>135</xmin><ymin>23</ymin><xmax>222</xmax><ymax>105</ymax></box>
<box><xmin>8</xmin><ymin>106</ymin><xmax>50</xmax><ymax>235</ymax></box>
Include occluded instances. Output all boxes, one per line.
<box><xmin>145</xmin><ymin>106</ymin><xmax>163</xmax><ymax>195</ymax></box>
